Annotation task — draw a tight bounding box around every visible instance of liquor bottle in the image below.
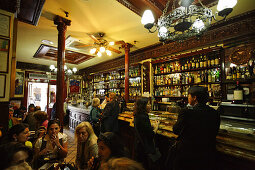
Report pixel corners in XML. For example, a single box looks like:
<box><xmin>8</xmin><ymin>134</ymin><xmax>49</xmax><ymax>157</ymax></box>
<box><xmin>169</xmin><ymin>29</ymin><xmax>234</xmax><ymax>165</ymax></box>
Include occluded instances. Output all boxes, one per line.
<box><xmin>197</xmin><ymin>72</ymin><xmax>201</xmax><ymax>83</ymax></box>
<box><xmin>200</xmin><ymin>55</ymin><xmax>204</xmax><ymax>68</ymax></box>
<box><xmin>232</xmin><ymin>81</ymin><xmax>243</xmax><ymax>104</ymax></box>
<box><xmin>163</xmin><ymin>64</ymin><xmax>167</xmax><ymax>73</ymax></box>
<box><xmin>241</xmin><ymin>67</ymin><xmax>245</xmax><ymax>79</ymax></box>
<box><xmin>236</xmin><ymin>66</ymin><xmax>241</xmax><ymax>79</ymax></box>
<box><xmin>181</xmin><ymin>60</ymin><xmax>185</xmax><ymax>71</ymax></box>
<box><xmin>232</xmin><ymin>66</ymin><xmax>237</xmax><ymax>80</ymax></box>
<box><xmin>188</xmin><ymin>59</ymin><xmax>191</xmax><ymax>70</ymax></box>
<box><xmin>196</xmin><ymin>56</ymin><xmax>199</xmax><ymax>68</ymax></box>
<box><xmin>215</xmin><ymin>68</ymin><xmax>220</xmax><ymax>82</ymax></box>
<box><xmin>215</xmin><ymin>52</ymin><xmax>220</xmax><ymax>66</ymax></box>
<box><xmin>201</xmin><ymin>71</ymin><xmax>205</xmax><ymax>83</ymax></box>
<box><xmin>204</xmin><ymin>70</ymin><xmax>208</xmax><ymax>83</ymax></box>
<box><xmin>191</xmin><ymin>57</ymin><xmax>195</xmax><ymax>69</ymax></box>
<box><xmin>211</xmin><ymin>54</ymin><xmax>215</xmax><ymax>66</ymax></box>
<box><xmin>204</xmin><ymin>55</ymin><xmax>208</xmax><ymax>67</ymax></box>
<box><xmin>226</xmin><ymin>67</ymin><xmax>232</xmax><ymax>80</ymax></box>
<box><xmin>184</xmin><ymin>60</ymin><xmax>188</xmax><ymax>70</ymax></box>
<box><xmin>245</xmin><ymin>66</ymin><xmax>250</xmax><ymax>79</ymax></box>
<box><xmin>211</xmin><ymin>70</ymin><xmax>216</xmax><ymax>82</ymax></box>
<box><xmin>207</xmin><ymin>53</ymin><xmax>211</xmax><ymax>67</ymax></box>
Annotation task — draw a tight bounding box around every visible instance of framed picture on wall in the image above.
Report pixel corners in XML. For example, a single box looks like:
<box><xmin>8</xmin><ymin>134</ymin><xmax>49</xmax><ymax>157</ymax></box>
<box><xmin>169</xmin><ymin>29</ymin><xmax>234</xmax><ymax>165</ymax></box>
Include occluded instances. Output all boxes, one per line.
<box><xmin>0</xmin><ymin>38</ymin><xmax>9</xmax><ymax>73</ymax></box>
<box><xmin>69</xmin><ymin>79</ymin><xmax>81</xmax><ymax>93</ymax></box>
<box><xmin>0</xmin><ymin>74</ymin><xmax>6</xmax><ymax>98</ymax></box>
<box><xmin>0</xmin><ymin>13</ymin><xmax>10</xmax><ymax>38</ymax></box>
<box><xmin>14</xmin><ymin>71</ymin><xmax>25</xmax><ymax>97</ymax></box>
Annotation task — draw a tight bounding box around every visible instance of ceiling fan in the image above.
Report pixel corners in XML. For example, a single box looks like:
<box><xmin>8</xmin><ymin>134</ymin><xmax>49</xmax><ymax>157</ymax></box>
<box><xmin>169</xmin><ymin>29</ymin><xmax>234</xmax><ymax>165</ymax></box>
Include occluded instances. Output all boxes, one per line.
<box><xmin>75</xmin><ymin>32</ymin><xmax>125</xmax><ymax>56</ymax></box>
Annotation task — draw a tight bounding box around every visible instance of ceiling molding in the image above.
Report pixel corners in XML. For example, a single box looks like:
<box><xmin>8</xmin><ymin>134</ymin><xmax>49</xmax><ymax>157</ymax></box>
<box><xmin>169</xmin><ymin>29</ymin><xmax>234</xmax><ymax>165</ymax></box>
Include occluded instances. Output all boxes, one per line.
<box><xmin>33</xmin><ymin>44</ymin><xmax>95</xmax><ymax>64</ymax></box>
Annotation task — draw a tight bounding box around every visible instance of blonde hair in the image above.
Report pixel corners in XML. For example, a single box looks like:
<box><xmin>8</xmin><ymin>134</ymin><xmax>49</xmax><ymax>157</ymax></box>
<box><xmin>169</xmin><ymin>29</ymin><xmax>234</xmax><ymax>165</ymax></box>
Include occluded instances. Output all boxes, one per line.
<box><xmin>100</xmin><ymin>157</ymin><xmax>144</xmax><ymax>170</ymax></box>
<box><xmin>74</xmin><ymin>121</ymin><xmax>97</xmax><ymax>145</ymax></box>
<box><xmin>92</xmin><ymin>98</ymin><xmax>100</xmax><ymax>107</ymax></box>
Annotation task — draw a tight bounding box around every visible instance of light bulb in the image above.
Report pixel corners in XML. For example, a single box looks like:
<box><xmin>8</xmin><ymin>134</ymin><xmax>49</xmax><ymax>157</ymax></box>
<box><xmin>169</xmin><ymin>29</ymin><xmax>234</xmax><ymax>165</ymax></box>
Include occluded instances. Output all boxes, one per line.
<box><xmin>217</xmin><ymin>0</ymin><xmax>237</xmax><ymax>11</ymax></box>
<box><xmin>50</xmin><ymin>65</ymin><xmax>55</xmax><ymax>70</ymax></box>
<box><xmin>109</xmin><ymin>41</ymin><xmax>114</xmax><ymax>46</ymax></box>
<box><xmin>141</xmin><ymin>10</ymin><xmax>155</xmax><ymax>25</ymax></box>
<box><xmin>159</xmin><ymin>26</ymin><xmax>167</xmax><ymax>33</ymax></box>
<box><xmin>97</xmin><ymin>52</ymin><xmax>102</xmax><ymax>57</ymax></box>
<box><xmin>72</xmin><ymin>67</ymin><xmax>77</xmax><ymax>73</ymax></box>
<box><xmin>90</xmin><ymin>48</ymin><xmax>96</xmax><ymax>54</ymax></box>
<box><xmin>192</xmin><ymin>19</ymin><xmax>205</xmax><ymax>32</ymax></box>
<box><xmin>106</xmin><ymin>50</ymin><xmax>112</xmax><ymax>56</ymax></box>
<box><xmin>64</xmin><ymin>65</ymin><xmax>67</xmax><ymax>70</ymax></box>
<box><xmin>54</xmin><ymin>68</ymin><xmax>57</xmax><ymax>72</ymax></box>
<box><xmin>67</xmin><ymin>69</ymin><xmax>72</xmax><ymax>74</ymax></box>
<box><xmin>100</xmin><ymin>47</ymin><xmax>105</xmax><ymax>52</ymax></box>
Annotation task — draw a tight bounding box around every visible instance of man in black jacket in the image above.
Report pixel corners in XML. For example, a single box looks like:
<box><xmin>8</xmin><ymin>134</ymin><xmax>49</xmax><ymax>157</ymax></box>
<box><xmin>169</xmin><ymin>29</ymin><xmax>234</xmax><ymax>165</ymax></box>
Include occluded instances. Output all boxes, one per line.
<box><xmin>173</xmin><ymin>86</ymin><xmax>220</xmax><ymax>170</ymax></box>
<box><xmin>101</xmin><ymin>93</ymin><xmax>120</xmax><ymax>133</ymax></box>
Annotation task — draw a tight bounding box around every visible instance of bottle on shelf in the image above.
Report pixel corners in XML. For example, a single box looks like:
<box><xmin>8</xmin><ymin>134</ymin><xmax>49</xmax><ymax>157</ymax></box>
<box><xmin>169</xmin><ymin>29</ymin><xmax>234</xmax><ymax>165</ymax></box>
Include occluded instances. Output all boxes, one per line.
<box><xmin>232</xmin><ymin>66</ymin><xmax>237</xmax><ymax>80</ymax></box>
<box><xmin>232</xmin><ymin>81</ymin><xmax>243</xmax><ymax>104</ymax></box>
<box><xmin>207</xmin><ymin>53</ymin><xmax>211</xmax><ymax>67</ymax></box>
<box><xmin>215</xmin><ymin>52</ymin><xmax>220</xmax><ymax>66</ymax></box>
<box><xmin>190</xmin><ymin>57</ymin><xmax>194</xmax><ymax>69</ymax></box>
<box><xmin>211</xmin><ymin>53</ymin><xmax>215</xmax><ymax>66</ymax></box>
<box><xmin>196</xmin><ymin>56</ymin><xmax>199</xmax><ymax>68</ymax></box>
<box><xmin>236</xmin><ymin>66</ymin><xmax>241</xmax><ymax>79</ymax></box>
<box><xmin>204</xmin><ymin>55</ymin><xmax>208</xmax><ymax>68</ymax></box>
<box><xmin>200</xmin><ymin>55</ymin><xmax>204</xmax><ymax>68</ymax></box>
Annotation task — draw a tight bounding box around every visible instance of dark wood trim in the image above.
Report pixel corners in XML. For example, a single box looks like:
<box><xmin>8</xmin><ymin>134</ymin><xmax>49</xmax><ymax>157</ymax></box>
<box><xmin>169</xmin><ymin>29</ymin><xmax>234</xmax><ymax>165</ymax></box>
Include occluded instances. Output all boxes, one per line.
<box><xmin>18</xmin><ymin>0</ymin><xmax>45</xmax><ymax>26</ymax></box>
<box><xmin>16</xmin><ymin>61</ymin><xmax>51</xmax><ymax>72</ymax></box>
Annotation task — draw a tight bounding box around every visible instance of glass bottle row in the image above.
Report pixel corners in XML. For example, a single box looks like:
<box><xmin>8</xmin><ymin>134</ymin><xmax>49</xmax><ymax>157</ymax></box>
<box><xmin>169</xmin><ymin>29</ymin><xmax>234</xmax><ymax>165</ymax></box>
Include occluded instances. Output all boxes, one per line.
<box><xmin>154</xmin><ymin>68</ymin><xmax>221</xmax><ymax>86</ymax></box>
<box><xmin>154</xmin><ymin>52</ymin><xmax>220</xmax><ymax>74</ymax></box>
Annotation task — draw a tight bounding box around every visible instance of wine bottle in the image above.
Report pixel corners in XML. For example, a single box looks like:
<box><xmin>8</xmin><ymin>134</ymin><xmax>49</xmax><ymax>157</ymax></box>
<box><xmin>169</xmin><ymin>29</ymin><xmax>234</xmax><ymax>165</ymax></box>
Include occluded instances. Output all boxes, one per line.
<box><xmin>232</xmin><ymin>81</ymin><xmax>243</xmax><ymax>104</ymax></box>
<box><xmin>232</xmin><ymin>66</ymin><xmax>237</xmax><ymax>80</ymax></box>
<box><xmin>196</xmin><ymin>56</ymin><xmax>199</xmax><ymax>68</ymax></box>
<box><xmin>200</xmin><ymin>55</ymin><xmax>204</xmax><ymax>68</ymax></box>
<box><xmin>204</xmin><ymin>55</ymin><xmax>208</xmax><ymax>67</ymax></box>
<box><xmin>192</xmin><ymin>57</ymin><xmax>195</xmax><ymax>69</ymax></box>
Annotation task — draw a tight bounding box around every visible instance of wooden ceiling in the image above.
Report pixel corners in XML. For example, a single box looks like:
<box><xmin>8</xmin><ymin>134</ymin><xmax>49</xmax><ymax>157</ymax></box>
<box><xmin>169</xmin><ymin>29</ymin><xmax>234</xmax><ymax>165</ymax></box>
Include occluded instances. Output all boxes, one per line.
<box><xmin>34</xmin><ymin>45</ymin><xmax>95</xmax><ymax>64</ymax></box>
<box><xmin>117</xmin><ymin>0</ymin><xmax>218</xmax><ymax>19</ymax></box>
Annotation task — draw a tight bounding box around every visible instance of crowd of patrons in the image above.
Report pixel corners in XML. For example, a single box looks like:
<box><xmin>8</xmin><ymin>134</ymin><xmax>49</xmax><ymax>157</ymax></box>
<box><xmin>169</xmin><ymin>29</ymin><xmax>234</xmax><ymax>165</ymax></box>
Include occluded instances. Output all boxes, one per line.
<box><xmin>0</xmin><ymin>86</ymin><xmax>220</xmax><ymax>170</ymax></box>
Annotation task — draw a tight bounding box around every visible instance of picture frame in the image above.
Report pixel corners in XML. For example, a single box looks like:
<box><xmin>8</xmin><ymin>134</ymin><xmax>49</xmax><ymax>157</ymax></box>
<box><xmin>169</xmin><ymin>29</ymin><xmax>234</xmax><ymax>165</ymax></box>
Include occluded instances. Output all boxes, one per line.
<box><xmin>0</xmin><ymin>13</ymin><xmax>10</xmax><ymax>38</ymax></box>
<box><xmin>0</xmin><ymin>74</ymin><xmax>6</xmax><ymax>98</ymax></box>
<box><xmin>14</xmin><ymin>71</ymin><xmax>25</xmax><ymax>97</ymax></box>
<box><xmin>0</xmin><ymin>37</ymin><xmax>9</xmax><ymax>73</ymax></box>
<box><xmin>69</xmin><ymin>79</ymin><xmax>81</xmax><ymax>93</ymax></box>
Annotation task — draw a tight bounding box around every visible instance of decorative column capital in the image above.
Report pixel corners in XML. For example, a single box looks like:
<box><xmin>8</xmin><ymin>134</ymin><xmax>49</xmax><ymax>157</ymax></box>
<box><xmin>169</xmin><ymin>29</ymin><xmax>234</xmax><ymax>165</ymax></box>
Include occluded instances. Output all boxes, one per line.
<box><xmin>54</xmin><ymin>15</ymin><xmax>71</xmax><ymax>32</ymax></box>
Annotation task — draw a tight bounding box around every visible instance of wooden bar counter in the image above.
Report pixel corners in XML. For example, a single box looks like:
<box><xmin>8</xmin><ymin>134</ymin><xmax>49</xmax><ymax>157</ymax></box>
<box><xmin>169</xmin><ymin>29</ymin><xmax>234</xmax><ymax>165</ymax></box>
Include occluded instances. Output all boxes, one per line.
<box><xmin>68</xmin><ymin>105</ymin><xmax>90</xmax><ymax>130</ymax></box>
<box><xmin>118</xmin><ymin>112</ymin><xmax>255</xmax><ymax>170</ymax></box>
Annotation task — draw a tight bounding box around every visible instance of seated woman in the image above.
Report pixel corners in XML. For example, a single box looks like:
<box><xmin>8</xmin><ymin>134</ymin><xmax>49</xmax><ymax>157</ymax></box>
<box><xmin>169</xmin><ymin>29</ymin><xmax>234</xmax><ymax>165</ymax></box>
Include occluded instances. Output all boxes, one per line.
<box><xmin>75</xmin><ymin>122</ymin><xmax>98</xmax><ymax>170</ymax></box>
<box><xmin>88</xmin><ymin>132</ymin><xmax>127</xmax><ymax>170</ymax></box>
<box><xmin>34</xmin><ymin>119</ymin><xmax>68</xmax><ymax>168</ymax></box>
<box><xmin>1</xmin><ymin>123</ymin><xmax>32</xmax><ymax>148</ymax></box>
<box><xmin>34</xmin><ymin>111</ymin><xmax>48</xmax><ymax>140</ymax></box>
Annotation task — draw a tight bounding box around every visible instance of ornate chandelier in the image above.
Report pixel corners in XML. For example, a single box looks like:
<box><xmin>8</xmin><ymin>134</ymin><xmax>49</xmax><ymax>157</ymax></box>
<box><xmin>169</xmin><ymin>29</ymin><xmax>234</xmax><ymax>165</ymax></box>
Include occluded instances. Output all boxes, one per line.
<box><xmin>49</xmin><ymin>65</ymin><xmax>78</xmax><ymax>75</ymax></box>
<box><xmin>141</xmin><ymin>0</ymin><xmax>238</xmax><ymax>42</ymax></box>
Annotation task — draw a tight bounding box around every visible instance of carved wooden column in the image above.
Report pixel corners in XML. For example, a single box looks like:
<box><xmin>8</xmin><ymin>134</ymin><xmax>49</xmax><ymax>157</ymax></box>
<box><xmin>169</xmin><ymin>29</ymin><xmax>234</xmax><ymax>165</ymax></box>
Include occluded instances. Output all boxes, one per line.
<box><xmin>54</xmin><ymin>16</ymin><xmax>71</xmax><ymax>127</ymax></box>
<box><xmin>124</xmin><ymin>43</ymin><xmax>133</xmax><ymax>103</ymax></box>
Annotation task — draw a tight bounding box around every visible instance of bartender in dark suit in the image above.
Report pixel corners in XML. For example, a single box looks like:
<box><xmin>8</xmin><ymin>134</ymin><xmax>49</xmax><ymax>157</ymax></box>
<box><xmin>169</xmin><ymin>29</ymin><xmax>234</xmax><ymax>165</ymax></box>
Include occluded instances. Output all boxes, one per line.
<box><xmin>173</xmin><ymin>86</ymin><xmax>220</xmax><ymax>170</ymax></box>
<box><xmin>101</xmin><ymin>92</ymin><xmax>120</xmax><ymax>133</ymax></box>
